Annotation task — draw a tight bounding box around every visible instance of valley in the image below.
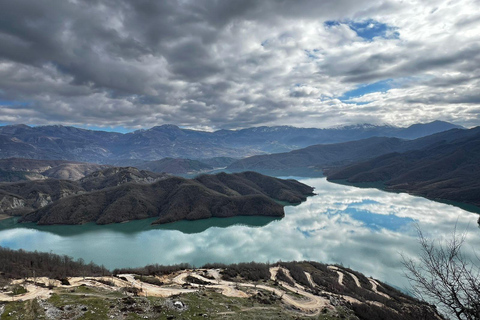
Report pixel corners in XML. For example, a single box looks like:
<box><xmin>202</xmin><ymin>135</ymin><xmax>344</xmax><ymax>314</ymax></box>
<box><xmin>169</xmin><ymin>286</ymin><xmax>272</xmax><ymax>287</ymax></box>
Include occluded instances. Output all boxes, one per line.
<box><xmin>0</xmin><ymin>122</ymin><xmax>478</xmax><ymax>319</ymax></box>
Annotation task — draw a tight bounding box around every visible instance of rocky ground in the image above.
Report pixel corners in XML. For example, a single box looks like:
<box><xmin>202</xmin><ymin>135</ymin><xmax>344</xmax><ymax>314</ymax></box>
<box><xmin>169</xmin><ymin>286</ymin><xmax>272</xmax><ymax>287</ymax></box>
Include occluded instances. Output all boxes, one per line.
<box><xmin>0</xmin><ymin>265</ymin><xmax>442</xmax><ymax>320</ymax></box>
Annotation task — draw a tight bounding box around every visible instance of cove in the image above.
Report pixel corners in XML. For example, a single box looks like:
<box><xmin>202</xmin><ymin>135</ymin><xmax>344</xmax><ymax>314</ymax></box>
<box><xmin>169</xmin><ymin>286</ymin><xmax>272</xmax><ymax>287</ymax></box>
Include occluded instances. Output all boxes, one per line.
<box><xmin>0</xmin><ymin>177</ymin><xmax>478</xmax><ymax>291</ymax></box>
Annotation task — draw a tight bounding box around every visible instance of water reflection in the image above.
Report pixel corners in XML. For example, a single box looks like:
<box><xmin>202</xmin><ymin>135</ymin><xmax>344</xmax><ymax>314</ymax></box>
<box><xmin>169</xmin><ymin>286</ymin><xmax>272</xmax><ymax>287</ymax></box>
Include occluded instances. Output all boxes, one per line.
<box><xmin>0</xmin><ymin>177</ymin><xmax>478</xmax><ymax>291</ymax></box>
<box><xmin>0</xmin><ymin>216</ymin><xmax>279</xmax><ymax>237</ymax></box>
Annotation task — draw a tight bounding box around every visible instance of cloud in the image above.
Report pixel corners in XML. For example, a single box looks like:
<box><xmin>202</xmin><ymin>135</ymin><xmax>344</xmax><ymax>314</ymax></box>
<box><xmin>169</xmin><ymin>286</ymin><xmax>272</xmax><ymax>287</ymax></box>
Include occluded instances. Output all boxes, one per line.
<box><xmin>0</xmin><ymin>0</ymin><xmax>478</xmax><ymax>130</ymax></box>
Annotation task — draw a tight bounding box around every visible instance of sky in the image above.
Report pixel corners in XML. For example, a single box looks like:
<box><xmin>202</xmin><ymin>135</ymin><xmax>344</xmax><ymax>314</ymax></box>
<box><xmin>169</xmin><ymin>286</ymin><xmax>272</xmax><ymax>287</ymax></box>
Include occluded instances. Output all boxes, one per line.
<box><xmin>0</xmin><ymin>0</ymin><xmax>479</xmax><ymax>131</ymax></box>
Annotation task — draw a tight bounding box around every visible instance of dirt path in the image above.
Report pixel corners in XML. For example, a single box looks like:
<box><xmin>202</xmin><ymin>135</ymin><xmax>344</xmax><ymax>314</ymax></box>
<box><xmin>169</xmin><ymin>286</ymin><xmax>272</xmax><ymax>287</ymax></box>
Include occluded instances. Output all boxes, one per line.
<box><xmin>304</xmin><ymin>272</ymin><xmax>316</xmax><ymax>288</ymax></box>
<box><xmin>0</xmin><ymin>284</ymin><xmax>51</xmax><ymax>302</ymax></box>
<box><xmin>347</xmin><ymin>272</ymin><xmax>361</xmax><ymax>288</ymax></box>
<box><xmin>0</xmin><ymin>268</ymin><xmax>337</xmax><ymax>316</ymax></box>
<box><xmin>176</xmin><ymin>272</ymin><xmax>248</xmax><ymax>298</ymax></box>
<box><xmin>173</xmin><ymin>268</ymin><xmax>332</xmax><ymax>315</ymax></box>
<box><xmin>327</xmin><ymin>266</ymin><xmax>344</xmax><ymax>286</ymax></box>
<box><xmin>368</xmin><ymin>278</ymin><xmax>391</xmax><ymax>299</ymax></box>
<box><xmin>268</xmin><ymin>267</ymin><xmax>332</xmax><ymax>315</ymax></box>
<box><xmin>120</xmin><ymin>274</ymin><xmax>196</xmax><ymax>297</ymax></box>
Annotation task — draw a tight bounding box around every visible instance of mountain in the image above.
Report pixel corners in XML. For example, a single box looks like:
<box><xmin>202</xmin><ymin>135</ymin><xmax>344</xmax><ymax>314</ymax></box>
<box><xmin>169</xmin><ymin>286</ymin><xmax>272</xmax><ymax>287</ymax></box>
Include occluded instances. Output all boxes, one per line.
<box><xmin>0</xmin><ymin>167</ymin><xmax>165</xmax><ymax>215</ymax></box>
<box><xmin>326</xmin><ymin>127</ymin><xmax>480</xmax><ymax>207</ymax></box>
<box><xmin>136</xmin><ymin>158</ymin><xmax>213</xmax><ymax>174</ymax></box>
<box><xmin>0</xmin><ymin>158</ymin><xmax>109</xmax><ymax>181</ymax></box>
<box><xmin>0</xmin><ymin>179</ymin><xmax>84</xmax><ymax>215</ymax></box>
<box><xmin>195</xmin><ymin>157</ymin><xmax>238</xmax><ymax>168</ymax></box>
<box><xmin>20</xmin><ymin>172</ymin><xmax>314</xmax><ymax>225</ymax></box>
<box><xmin>0</xmin><ymin>121</ymin><xmax>461</xmax><ymax>163</ymax></box>
<box><xmin>79</xmin><ymin>167</ymin><xmax>168</xmax><ymax>191</ymax></box>
<box><xmin>394</xmin><ymin>120</ymin><xmax>462</xmax><ymax>139</ymax></box>
<box><xmin>227</xmin><ymin>127</ymin><xmax>478</xmax><ymax>174</ymax></box>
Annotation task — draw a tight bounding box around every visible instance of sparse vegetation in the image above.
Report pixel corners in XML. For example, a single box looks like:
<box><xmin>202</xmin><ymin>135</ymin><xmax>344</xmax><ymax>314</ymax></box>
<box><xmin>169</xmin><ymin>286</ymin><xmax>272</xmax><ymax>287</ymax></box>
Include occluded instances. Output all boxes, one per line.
<box><xmin>0</xmin><ymin>246</ymin><xmax>108</xmax><ymax>280</ymax></box>
<box><xmin>113</xmin><ymin>263</ymin><xmax>191</xmax><ymax>276</ymax></box>
<box><xmin>219</xmin><ymin>262</ymin><xmax>271</xmax><ymax>282</ymax></box>
<box><xmin>134</xmin><ymin>275</ymin><xmax>163</xmax><ymax>286</ymax></box>
<box><xmin>8</xmin><ymin>285</ymin><xmax>27</xmax><ymax>296</ymax></box>
<box><xmin>0</xmin><ymin>247</ymin><xmax>443</xmax><ymax>319</ymax></box>
<box><xmin>403</xmin><ymin>228</ymin><xmax>480</xmax><ymax>320</ymax></box>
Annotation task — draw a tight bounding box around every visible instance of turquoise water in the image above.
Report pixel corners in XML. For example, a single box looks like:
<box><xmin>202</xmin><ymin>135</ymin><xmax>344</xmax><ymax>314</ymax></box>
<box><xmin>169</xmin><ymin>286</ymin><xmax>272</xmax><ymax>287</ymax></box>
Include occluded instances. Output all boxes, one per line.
<box><xmin>0</xmin><ymin>177</ymin><xmax>478</xmax><ymax>290</ymax></box>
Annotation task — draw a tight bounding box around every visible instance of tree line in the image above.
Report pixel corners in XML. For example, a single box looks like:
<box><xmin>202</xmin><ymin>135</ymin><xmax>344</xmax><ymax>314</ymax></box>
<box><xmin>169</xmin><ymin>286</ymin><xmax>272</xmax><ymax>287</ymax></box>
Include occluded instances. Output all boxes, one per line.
<box><xmin>0</xmin><ymin>246</ymin><xmax>108</xmax><ymax>280</ymax></box>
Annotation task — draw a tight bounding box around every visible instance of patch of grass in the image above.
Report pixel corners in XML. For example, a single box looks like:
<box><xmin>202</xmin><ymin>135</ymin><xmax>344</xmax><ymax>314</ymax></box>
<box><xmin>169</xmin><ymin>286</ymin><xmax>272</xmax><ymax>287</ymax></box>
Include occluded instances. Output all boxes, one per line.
<box><xmin>8</xmin><ymin>285</ymin><xmax>27</xmax><ymax>296</ymax></box>
<box><xmin>1</xmin><ymin>300</ymin><xmax>45</xmax><ymax>320</ymax></box>
<box><xmin>47</xmin><ymin>293</ymin><xmax>110</xmax><ymax>320</ymax></box>
<box><xmin>134</xmin><ymin>275</ymin><xmax>163</xmax><ymax>286</ymax></box>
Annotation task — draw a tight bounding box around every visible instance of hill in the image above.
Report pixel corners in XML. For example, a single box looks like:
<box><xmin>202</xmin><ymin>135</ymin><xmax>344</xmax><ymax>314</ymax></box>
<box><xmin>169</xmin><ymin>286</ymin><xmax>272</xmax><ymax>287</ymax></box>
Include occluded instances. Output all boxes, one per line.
<box><xmin>0</xmin><ymin>121</ymin><xmax>461</xmax><ymax>163</ymax></box>
<box><xmin>227</xmin><ymin>127</ymin><xmax>480</xmax><ymax>174</ymax></box>
<box><xmin>136</xmin><ymin>157</ymin><xmax>213</xmax><ymax>174</ymax></box>
<box><xmin>326</xmin><ymin>127</ymin><xmax>480</xmax><ymax>207</ymax></box>
<box><xmin>0</xmin><ymin>247</ymin><xmax>442</xmax><ymax>320</ymax></box>
<box><xmin>0</xmin><ymin>158</ymin><xmax>109</xmax><ymax>181</ymax></box>
<box><xmin>79</xmin><ymin>167</ymin><xmax>168</xmax><ymax>191</ymax></box>
<box><xmin>19</xmin><ymin>172</ymin><xmax>314</xmax><ymax>225</ymax></box>
<box><xmin>0</xmin><ymin>179</ymin><xmax>84</xmax><ymax>216</ymax></box>
<box><xmin>0</xmin><ymin>167</ymin><xmax>165</xmax><ymax>215</ymax></box>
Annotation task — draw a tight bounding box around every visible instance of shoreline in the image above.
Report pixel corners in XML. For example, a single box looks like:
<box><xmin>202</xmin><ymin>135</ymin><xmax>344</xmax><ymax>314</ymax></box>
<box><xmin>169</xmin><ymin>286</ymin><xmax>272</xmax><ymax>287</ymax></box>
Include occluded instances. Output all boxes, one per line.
<box><xmin>0</xmin><ymin>214</ymin><xmax>12</xmax><ymax>221</ymax></box>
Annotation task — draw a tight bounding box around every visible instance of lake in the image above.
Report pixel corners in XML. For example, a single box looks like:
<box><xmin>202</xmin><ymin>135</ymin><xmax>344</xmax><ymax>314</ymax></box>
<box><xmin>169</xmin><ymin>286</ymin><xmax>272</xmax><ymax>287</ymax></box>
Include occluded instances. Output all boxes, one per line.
<box><xmin>0</xmin><ymin>177</ymin><xmax>479</xmax><ymax>291</ymax></box>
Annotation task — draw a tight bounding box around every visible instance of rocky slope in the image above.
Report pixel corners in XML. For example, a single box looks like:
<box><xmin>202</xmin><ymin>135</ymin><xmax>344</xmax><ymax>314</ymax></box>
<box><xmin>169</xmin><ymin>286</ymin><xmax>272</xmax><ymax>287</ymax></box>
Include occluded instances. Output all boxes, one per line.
<box><xmin>326</xmin><ymin>127</ymin><xmax>480</xmax><ymax>207</ymax></box>
<box><xmin>0</xmin><ymin>180</ymin><xmax>84</xmax><ymax>215</ymax></box>
<box><xmin>0</xmin><ymin>121</ymin><xmax>461</xmax><ymax>163</ymax></box>
<box><xmin>20</xmin><ymin>172</ymin><xmax>314</xmax><ymax>225</ymax></box>
<box><xmin>79</xmin><ymin>167</ymin><xmax>168</xmax><ymax>191</ymax></box>
<box><xmin>0</xmin><ymin>167</ymin><xmax>166</xmax><ymax>215</ymax></box>
<box><xmin>0</xmin><ymin>250</ymin><xmax>443</xmax><ymax>320</ymax></box>
<box><xmin>0</xmin><ymin>158</ymin><xmax>109</xmax><ymax>181</ymax></box>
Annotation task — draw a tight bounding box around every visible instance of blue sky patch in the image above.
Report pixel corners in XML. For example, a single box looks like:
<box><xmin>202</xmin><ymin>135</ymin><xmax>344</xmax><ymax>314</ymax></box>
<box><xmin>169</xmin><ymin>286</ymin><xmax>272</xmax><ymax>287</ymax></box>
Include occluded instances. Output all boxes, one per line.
<box><xmin>342</xmin><ymin>200</ymin><xmax>415</xmax><ymax>232</ymax></box>
<box><xmin>340</xmin><ymin>79</ymin><xmax>393</xmax><ymax>102</ymax></box>
<box><xmin>349</xmin><ymin>20</ymin><xmax>399</xmax><ymax>40</ymax></box>
<box><xmin>0</xmin><ymin>99</ymin><xmax>29</xmax><ymax>107</ymax></box>
<box><xmin>325</xmin><ymin>19</ymin><xmax>399</xmax><ymax>41</ymax></box>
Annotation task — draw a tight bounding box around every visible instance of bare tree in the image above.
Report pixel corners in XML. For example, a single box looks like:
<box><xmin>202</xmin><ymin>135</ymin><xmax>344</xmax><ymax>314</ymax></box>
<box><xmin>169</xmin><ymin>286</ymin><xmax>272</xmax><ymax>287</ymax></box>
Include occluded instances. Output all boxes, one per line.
<box><xmin>402</xmin><ymin>227</ymin><xmax>480</xmax><ymax>320</ymax></box>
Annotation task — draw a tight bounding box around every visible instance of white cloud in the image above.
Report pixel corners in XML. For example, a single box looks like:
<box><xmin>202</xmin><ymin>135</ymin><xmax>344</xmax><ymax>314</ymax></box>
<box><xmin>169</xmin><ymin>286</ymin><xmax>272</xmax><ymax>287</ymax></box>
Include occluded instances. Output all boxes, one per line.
<box><xmin>0</xmin><ymin>0</ymin><xmax>478</xmax><ymax>129</ymax></box>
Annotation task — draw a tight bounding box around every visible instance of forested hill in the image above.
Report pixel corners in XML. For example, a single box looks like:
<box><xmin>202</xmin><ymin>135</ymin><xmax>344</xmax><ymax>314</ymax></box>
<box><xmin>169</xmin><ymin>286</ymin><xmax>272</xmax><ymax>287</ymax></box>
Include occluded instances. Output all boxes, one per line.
<box><xmin>326</xmin><ymin>127</ymin><xmax>480</xmax><ymax>207</ymax></box>
<box><xmin>19</xmin><ymin>171</ymin><xmax>314</xmax><ymax>225</ymax></box>
<box><xmin>227</xmin><ymin>126</ymin><xmax>479</xmax><ymax>174</ymax></box>
<box><xmin>0</xmin><ymin>246</ymin><xmax>442</xmax><ymax>320</ymax></box>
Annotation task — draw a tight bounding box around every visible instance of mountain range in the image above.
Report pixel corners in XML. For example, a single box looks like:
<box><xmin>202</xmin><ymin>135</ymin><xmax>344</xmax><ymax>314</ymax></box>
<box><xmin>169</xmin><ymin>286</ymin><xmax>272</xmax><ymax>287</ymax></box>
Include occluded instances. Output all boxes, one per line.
<box><xmin>0</xmin><ymin>121</ymin><xmax>461</xmax><ymax>164</ymax></box>
<box><xmin>1</xmin><ymin>120</ymin><xmax>478</xmax><ymax>218</ymax></box>
<box><xmin>0</xmin><ymin>158</ymin><xmax>110</xmax><ymax>181</ymax></box>
<box><xmin>326</xmin><ymin>127</ymin><xmax>480</xmax><ymax>207</ymax></box>
<box><xmin>227</xmin><ymin>127</ymin><xmax>477</xmax><ymax>173</ymax></box>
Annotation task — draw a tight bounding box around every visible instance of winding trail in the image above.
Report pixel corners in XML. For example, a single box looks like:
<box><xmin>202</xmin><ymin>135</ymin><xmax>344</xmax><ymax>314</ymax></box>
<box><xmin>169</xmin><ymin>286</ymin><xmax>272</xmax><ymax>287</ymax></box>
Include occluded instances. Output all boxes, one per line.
<box><xmin>304</xmin><ymin>271</ymin><xmax>316</xmax><ymax>288</ymax></box>
<box><xmin>120</xmin><ymin>274</ymin><xmax>196</xmax><ymax>297</ymax></box>
<box><xmin>368</xmin><ymin>278</ymin><xmax>391</xmax><ymax>299</ymax></box>
<box><xmin>327</xmin><ymin>266</ymin><xmax>344</xmax><ymax>286</ymax></box>
<box><xmin>0</xmin><ymin>284</ymin><xmax>51</xmax><ymax>302</ymax></box>
<box><xmin>347</xmin><ymin>272</ymin><xmax>361</xmax><ymax>288</ymax></box>
<box><xmin>0</xmin><ymin>267</ymin><xmax>417</xmax><ymax>318</ymax></box>
<box><xmin>268</xmin><ymin>267</ymin><xmax>332</xmax><ymax>315</ymax></box>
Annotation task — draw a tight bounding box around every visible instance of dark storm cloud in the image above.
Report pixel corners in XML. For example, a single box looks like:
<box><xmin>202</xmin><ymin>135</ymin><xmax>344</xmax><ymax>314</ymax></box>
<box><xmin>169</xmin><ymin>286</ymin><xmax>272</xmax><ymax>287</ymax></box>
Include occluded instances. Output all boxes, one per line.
<box><xmin>0</xmin><ymin>0</ymin><xmax>478</xmax><ymax>129</ymax></box>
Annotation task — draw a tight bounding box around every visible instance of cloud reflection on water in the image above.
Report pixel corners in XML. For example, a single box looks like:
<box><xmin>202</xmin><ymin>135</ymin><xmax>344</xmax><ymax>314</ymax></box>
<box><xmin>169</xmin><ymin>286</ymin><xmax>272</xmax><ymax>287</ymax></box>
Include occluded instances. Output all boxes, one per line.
<box><xmin>0</xmin><ymin>177</ymin><xmax>478</xmax><ymax>290</ymax></box>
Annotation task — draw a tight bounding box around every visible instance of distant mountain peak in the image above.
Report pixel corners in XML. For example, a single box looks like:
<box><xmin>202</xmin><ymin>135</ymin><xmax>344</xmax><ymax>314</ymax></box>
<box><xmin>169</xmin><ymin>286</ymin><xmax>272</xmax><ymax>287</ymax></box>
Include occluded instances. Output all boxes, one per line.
<box><xmin>151</xmin><ymin>124</ymin><xmax>180</xmax><ymax>130</ymax></box>
<box><xmin>332</xmin><ymin>123</ymin><xmax>393</xmax><ymax>130</ymax></box>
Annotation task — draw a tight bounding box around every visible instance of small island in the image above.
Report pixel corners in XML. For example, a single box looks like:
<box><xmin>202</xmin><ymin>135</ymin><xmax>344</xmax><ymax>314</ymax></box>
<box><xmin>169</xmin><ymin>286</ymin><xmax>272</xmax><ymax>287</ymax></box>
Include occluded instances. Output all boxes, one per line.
<box><xmin>18</xmin><ymin>170</ymin><xmax>314</xmax><ymax>225</ymax></box>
